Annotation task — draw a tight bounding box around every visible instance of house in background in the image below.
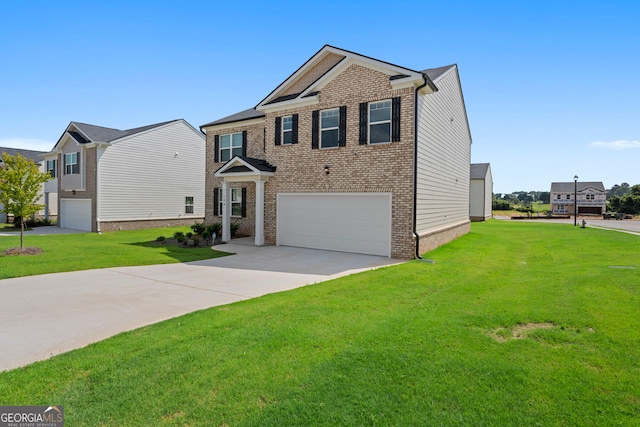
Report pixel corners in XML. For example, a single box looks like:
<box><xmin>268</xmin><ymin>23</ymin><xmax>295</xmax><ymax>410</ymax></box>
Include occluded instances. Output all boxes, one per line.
<box><xmin>201</xmin><ymin>45</ymin><xmax>473</xmax><ymax>259</ymax></box>
<box><xmin>42</xmin><ymin>119</ymin><xmax>205</xmax><ymax>232</ymax></box>
<box><xmin>470</xmin><ymin>163</ymin><xmax>493</xmax><ymax>221</ymax></box>
<box><xmin>0</xmin><ymin>146</ymin><xmax>53</xmax><ymax>223</ymax></box>
<box><xmin>550</xmin><ymin>181</ymin><xmax>606</xmax><ymax>215</ymax></box>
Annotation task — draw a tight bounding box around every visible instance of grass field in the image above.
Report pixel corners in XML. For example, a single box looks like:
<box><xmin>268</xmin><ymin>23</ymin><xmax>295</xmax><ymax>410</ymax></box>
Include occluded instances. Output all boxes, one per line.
<box><xmin>0</xmin><ymin>226</ymin><xmax>229</xmax><ymax>279</ymax></box>
<box><xmin>0</xmin><ymin>221</ymin><xmax>638</xmax><ymax>425</ymax></box>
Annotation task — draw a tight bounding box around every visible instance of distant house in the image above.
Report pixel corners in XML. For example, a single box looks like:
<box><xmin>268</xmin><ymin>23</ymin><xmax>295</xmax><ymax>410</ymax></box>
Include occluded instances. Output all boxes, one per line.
<box><xmin>550</xmin><ymin>181</ymin><xmax>606</xmax><ymax>215</ymax></box>
<box><xmin>0</xmin><ymin>146</ymin><xmax>51</xmax><ymax>223</ymax></box>
<box><xmin>42</xmin><ymin>119</ymin><xmax>205</xmax><ymax>232</ymax></box>
<box><xmin>201</xmin><ymin>45</ymin><xmax>473</xmax><ymax>258</ymax></box>
<box><xmin>470</xmin><ymin>163</ymin><xmax>493</xmax><ymax>221</ymax></box>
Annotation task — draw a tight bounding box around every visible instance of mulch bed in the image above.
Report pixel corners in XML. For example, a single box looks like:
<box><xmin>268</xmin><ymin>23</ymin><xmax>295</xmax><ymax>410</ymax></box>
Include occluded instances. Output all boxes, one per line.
<box><xmin>2</xmin><ymin>247</ymin><xmax>44</xmax><ymax>256</ymax></box>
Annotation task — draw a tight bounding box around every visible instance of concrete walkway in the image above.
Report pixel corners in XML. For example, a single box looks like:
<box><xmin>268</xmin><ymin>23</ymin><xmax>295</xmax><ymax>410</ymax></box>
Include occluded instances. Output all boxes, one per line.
<box><xmin>0</xmin><ymin>239</ymin><xmax>401</xmax><ymax>371</ymax></box>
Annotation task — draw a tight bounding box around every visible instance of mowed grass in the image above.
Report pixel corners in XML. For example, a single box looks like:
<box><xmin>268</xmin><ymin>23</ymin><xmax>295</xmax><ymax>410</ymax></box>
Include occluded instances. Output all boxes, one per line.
<box><xmin>0</xmin><ymin>226</ymin><xmax>229</xmax><ymax>279</ymax></box>
<box><xmin>1</xmin><ymin>221</ymin><xmax>639</xmax><ymax>426</ymax></box>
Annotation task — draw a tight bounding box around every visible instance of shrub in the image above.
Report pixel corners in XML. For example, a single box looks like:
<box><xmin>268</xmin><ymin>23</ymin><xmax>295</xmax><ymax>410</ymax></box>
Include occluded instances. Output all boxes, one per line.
<box><xmin>186</xmin><ymin>232</ymin><xmax>193</xmax><ymax>239</ymax></box>
<box><xmin>190</xmin><ymin>222</ymin><xmax>206</xmax><ymax>235</ymax></box>
<box><xmin>492</xmin><ymin>200</ymin><xmax>511</xmax><ymax>210</ymax></box>
<box><xmin>173</xmin><ymin>231</ymin><xmax>185</xmax><ymax>243</ymax></box>
<box><xmin>156</xmin><ymin>236</ymin><xmax>166</xmax><ymax>242</ymax></box>
<box><xmin>206</xmin><ymin>223</ymin><xmax>222</xmax><ymax>237</ymax></box>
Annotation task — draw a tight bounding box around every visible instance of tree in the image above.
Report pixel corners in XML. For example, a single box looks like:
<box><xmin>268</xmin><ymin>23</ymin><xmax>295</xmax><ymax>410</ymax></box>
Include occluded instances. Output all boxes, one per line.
<box><xmin>0</xmin><ymin>153</ymin><xmax>51</xmax><ymax>251</ymax></box>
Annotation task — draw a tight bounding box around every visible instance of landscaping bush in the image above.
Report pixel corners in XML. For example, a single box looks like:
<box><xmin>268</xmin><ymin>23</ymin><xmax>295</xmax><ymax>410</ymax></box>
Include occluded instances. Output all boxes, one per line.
<box><xmin>173</xmin><ymin>231</ymin><xmax>185</xmax><ymax>243</ymax></box>
<box><xmin>190</xmin><ymin>222</ymin><xmax>206</xmax><ymax>235</ymax></box>
<box><xmin>156</xmin><ymin>236</ymin><xmax>165</xmax><ymax>242</ymax></box>
<box><xmin>492</xmin><ymin>200</ymin><xmax>511</xmax><ymax>210</ymax></box>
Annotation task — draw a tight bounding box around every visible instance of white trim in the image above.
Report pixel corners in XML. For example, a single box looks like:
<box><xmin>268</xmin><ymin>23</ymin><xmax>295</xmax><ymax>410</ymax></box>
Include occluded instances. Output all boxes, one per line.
<box><xmin>257</xmin><ymin>96</ymin><xmax>319</xmax><ymax>114</ymax></box>
<box><xmin>368</xmin><ymin>99</ymin><xmax>392</xmax><ymax>145</ymax></box>
<box><xmin>200</xmin><ymin>117</ymin><xmax>265</xmax><ymax>133</ymax></box>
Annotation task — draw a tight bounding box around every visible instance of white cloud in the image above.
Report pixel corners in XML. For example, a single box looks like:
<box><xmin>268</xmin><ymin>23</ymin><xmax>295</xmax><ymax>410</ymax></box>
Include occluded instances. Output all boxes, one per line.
<box><xmin>0</xmin><ymin>138</ymin><xmax>54</xmax><ymax>152</ymax></box>
<box><xmin>589</xmin><ymin>140</ymin><xmax>640</xmax><ymax>150</ymax></box>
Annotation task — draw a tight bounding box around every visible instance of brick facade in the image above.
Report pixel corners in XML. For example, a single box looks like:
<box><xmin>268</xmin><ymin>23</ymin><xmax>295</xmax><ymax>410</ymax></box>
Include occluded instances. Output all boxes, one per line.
<box><xmin>205</xmin><ymin>65</ymin><xmax>419</xmax><ymax>258</ymax></box>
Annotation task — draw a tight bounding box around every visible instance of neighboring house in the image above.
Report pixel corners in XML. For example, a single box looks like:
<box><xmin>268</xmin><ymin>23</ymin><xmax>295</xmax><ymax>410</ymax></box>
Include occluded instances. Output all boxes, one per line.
<box><xmin>201</xmin><ymin>45</ymin><xmax>472</xmax><ymax>259</ymax></box>
<box><xmin>550</xmin><ymin>181</ymin><xmax>606</xmax><ymax>215</ymax></box>
<box><xmin>42</xmin><ymin>119</ymin><xmax>205</xmax><ymax>232</ymax></box>
<box><xmin>470</xmin><ymin>163</ymin><xmax>493</xmax><ymax>221</ymax></box>
<box><xmin>0</xmin><ymin>146</ymin><xmax>52</xmax><ymax>223</ymax></box>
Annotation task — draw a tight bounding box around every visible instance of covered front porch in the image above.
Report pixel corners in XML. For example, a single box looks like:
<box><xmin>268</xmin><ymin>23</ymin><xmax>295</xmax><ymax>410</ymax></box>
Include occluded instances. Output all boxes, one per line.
<box><xmin>214</xmin><ymin>156</ymin><xmax>276</xmax><ymax>245</ymax></box>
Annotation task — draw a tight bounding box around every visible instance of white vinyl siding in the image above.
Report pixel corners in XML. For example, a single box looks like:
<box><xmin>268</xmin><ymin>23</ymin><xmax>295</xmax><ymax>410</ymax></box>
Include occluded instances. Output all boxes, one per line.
<box><xmin>96</xmin><ymin>121</ymin><xmax>205</xmax><ymax>221</ymax></box>
<box><xmin>415</xmin><ymin>66</ymin><xmax>471</xmax><ymax>234</ymax></box>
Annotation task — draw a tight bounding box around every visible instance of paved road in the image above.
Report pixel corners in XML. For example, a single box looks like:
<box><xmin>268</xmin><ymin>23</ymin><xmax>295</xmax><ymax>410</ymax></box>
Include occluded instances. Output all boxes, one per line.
<box><xmin>495</xmin><ymin>216</ymin><xmax>640</xmax><ymax>235</ymax></box>
<box><xmin>0</xmin><ymin>240</ymin><xmax>400</xmax><ymax>371</ymax></box>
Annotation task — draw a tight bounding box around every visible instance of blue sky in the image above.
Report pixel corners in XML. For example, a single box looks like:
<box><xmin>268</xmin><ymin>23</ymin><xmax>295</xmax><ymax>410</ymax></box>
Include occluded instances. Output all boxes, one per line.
<box><xmin>1</xmin><ymin>0</ymin><xmax>638</xmax><ymax>194</ymax></box>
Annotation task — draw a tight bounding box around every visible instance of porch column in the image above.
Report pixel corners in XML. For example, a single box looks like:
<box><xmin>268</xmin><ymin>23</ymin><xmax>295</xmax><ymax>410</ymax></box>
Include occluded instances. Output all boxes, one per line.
<box><xmin>44</xmin><ymin>193</ymin><xmax>50</xmax><ymax>221</ymax></box>
<box><xmin>254</xmin><ymin>179</ymin><xmax>265</xmax><ymax>246</ymax></box>
<box><xmin>221</xmin><ymin>180</ymin><xmax>231</xmax><ymax>242</ymax></box>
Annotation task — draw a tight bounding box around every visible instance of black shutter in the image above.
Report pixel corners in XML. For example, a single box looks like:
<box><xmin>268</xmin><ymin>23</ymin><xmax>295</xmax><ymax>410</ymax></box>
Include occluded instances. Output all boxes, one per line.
<box><xmin>292</xmin><ymin>114</ymin><xmax>298</xmax><ymax>144</ymax></box>
<box><xmin>242</xmin><ymin>131</ymin><xmax>247</xmax><ymax>157</ymax></box>
<box><xmin>392</xmin><ymin>97</ymin><xmax>401</xmax><ymax>142</ymax></box>
<box><xmin>311</xmin><ymin>110</ymin><xmax>319</xmax><ymax>149</ymax></box>
<box><xmin>275</xmin><ymin>117</ymin><xmax>281</xmax><ymax>146</ymax></box>
<box><xmin>213</xmin><ymin>188</ymin><xmax>219</xmax><ymax>216</ymax></box>
<box><xmin>75</xmin><ymin>151</ymin><xmax>80</xmax><ymax>174</ymax></box>
<box><xmin>338</xmin><ymin>106</ymin><xmax>347</xmax><ymax>147</ymax></box>
<box><xmin>214</xmin><ymin>135</ymin><xmax>219</xmax><ymax>162</ymax></box>
<box><xmin>359</xmin><ymin>102</ymin><xmax>368</xmax><ymax>145</ymax></box>
<box><xmin>62</xmin><ymin>156</ymin><xmax>66</xmax><ymax>175</ymax></box>
<box><xmin>241</xmin><ymin>187</ymin><xmax>247</xmax><ymax>218</ymax></box>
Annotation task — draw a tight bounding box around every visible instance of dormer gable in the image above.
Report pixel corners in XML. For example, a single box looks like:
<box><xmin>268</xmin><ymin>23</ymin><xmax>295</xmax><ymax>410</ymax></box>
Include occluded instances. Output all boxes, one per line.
<box><xmin>256</xmin><ymin>45</ymin><xmax>436</xmax><ymax>114</ymax></box>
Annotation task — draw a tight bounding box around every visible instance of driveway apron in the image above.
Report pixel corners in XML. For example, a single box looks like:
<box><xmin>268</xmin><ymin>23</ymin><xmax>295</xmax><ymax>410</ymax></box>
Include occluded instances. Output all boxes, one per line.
<box><xmin>0</xmin><ymin>242</ymin><xmax>400</xmax><ymax>371</ymax></box>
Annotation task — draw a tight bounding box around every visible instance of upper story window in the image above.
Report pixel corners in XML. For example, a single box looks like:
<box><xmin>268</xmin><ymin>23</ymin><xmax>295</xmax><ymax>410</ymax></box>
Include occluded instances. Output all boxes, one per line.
<box><xmin>566</xmin><ymin>194</ymin><xmax>571</xmax><ymax>200</ymax></box>
<box><xmin>320</xmin><ymin>108</ymin><xmax>340</xmax><ymax>148</ymax></box>
<box><xmin>46</xmin><ymin>159</ymin><xmax>56</xmax><ymax>178</ymax></box>
<box><xmin>369</xmin><ymin>100</ymin><xmax>392</xmax><ymax>144</ymax></box>
<box><xmin>556</xmin><ymin>194</ymin><xmax>561</xmax><ymax>199</ymax></box>
<box><xmin>64</xmin><ymin>152</ymin><xmax>79</xmax><ymax>175</ymax></box>
<box><xmin>185</xmin><ymin>196</ymin><xmax>194</xmax><ymax>214</ymax></box>
<box><xmin>220</xmin><ymin>133</ymin><xmax>243</xmax><ymax>162</ymax></box>
<box><xmin>282</xmin><ymin>116</ymin><xmax>293</xmax><ymax>144</ymax></box>
<box><xmin>359</xmin><ymin>97</ymin><xmax>401</xmax><ymax>145</ymax></box>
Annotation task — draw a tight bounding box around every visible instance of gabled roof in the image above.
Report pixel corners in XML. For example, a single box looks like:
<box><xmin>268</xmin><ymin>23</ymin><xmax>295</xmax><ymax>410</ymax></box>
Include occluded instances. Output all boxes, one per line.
<box><xmin>201</xmin><ymin>45</ymin><xmax>457</xmax><ymax>129</ymax></box>
<box><xmin>51</xmin><ymin>119</ymin><xmax>183</xmax><ymax>151</ymax></box>
<box><xmin>255</xmin><ymin>45</ymin><xmax>439</xmax><ymax>112</ymax></box>
<box><xmin>0</xmin><ymin>146</ymin><xmax>46</xmax><ymax>164</ymax></box>
<box><xmin>550</xmin><ymin>182</ymin><xmax>605</xmax><ymax>192</ymax></box>
<box><xmin>470</xmin><ymin>163</ymin><xmax>491</xmax><ymax>180</ymax></box>
<box><xmin>215</xmin><ymin>156</ymin><xmax>276</xmax><ymax>177</ymax></box>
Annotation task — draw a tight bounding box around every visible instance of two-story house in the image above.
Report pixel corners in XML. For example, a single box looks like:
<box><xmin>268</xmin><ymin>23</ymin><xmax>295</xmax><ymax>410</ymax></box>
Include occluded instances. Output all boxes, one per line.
<box><xmin>42</xmin><ymin>119</ymin><xmax>205</xmax><ymax>232</ymax></box>
<box><xmin>550</xmin><ymin>181</ymin><xmax>606</xmax><ymax>215</ymax></box>
<box><xmin>201</xmin><ymin>45</ymin><xmax>473</xmax><ymax>259</ymax></box>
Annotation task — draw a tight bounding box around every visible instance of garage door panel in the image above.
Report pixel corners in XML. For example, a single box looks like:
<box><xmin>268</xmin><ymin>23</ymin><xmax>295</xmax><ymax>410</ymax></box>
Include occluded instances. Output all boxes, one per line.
<box><xmin>277</xmin><ymin>193</ymin><xmax>391</xmax><ymax>257</ymax></box>
<box><xmin>60</xmin><ymin>199</ymin><xmax>92</xmax><ymax>231</ymax></box>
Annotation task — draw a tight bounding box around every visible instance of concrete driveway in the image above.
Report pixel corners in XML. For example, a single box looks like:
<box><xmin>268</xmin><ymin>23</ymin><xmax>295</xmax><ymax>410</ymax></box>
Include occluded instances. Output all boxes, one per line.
<box><xmin>0</xmin><ymin>240</ymin><xmax>401</xmax><ymax>371</ymax></box>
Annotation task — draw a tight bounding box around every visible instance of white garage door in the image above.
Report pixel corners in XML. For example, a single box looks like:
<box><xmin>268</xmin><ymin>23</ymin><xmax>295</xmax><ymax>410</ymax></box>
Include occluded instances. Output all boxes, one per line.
<box><xmin>60</xmin><ymin>199</ymin><xmax>92</xmax><ymax>231</ymax></box>
<box><xmin>277</xmin><ymin>193</ymin><xmax>392</xmax><ymax>257</ymax></box>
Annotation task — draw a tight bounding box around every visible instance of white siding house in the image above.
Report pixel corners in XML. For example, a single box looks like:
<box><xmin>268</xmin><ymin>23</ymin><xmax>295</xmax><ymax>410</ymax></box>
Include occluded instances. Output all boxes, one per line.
<box><xmin>416</xmin><ymin>65</ymin><xmax>472</xmax><ymax>241</ymax></box>
<box><xmin>470</xmin><ymin>163</ymin><xmax>493</xmax><ymax>221</ymax></box>
<box><xmin>46</xmin><ymin>119</ymin><xmax>205</xmax><ymax>232</ymax></box>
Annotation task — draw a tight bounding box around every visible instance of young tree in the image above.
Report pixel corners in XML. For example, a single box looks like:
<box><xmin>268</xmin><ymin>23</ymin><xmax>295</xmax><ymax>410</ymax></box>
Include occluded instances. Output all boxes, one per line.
<box><xmin>0</xmin><ymin>153</ymin><xmax>52</xmax><ymax>251</ymax></box>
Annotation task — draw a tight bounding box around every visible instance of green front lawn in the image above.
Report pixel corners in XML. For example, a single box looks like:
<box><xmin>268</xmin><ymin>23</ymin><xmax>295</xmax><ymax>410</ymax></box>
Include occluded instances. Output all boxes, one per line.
<box><xmin>1</xmin><ymin>221</ymin><xmax>638</xmax><ymax>425</ymax></box>
<box><xmin>0</xmin><ymin>226</ymin><xmax>229</xmax><ymax>279</ymax></box>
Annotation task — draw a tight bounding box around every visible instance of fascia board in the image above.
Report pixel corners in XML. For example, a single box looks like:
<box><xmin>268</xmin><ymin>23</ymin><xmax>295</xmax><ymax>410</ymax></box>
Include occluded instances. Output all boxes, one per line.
<box><xmin>256</xmin><ymin>96</ymin><xmax>319</xmax><ymax>114</ymax></box>
<box><xmin>201</xmin><ymin>117</ymin><xmax>265</xmax><ymax>133</ymax></box>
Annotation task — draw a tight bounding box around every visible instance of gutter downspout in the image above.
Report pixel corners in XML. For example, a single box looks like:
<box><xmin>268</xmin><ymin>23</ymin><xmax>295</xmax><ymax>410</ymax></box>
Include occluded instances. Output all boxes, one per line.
<box><xmin>413</xmin><ymin>73</ymin><xmax>435</xmax><ymax>261</ymax></box>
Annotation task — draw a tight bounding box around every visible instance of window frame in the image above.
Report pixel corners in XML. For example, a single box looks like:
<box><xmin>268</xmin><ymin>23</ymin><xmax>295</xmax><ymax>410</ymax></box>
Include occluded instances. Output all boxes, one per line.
<box><xmin>218</xmin><ymin>188</ymin><xmax>243</xmax><ymax>217</ymax></box>
<box><xmin>368</xmin><ymin>99</ymin><xmax>392</xmax><ymax>144</ymax></box>
<box><xmin>185</xmin><ymin>196</ymin><xmax>194</xmax><ymax>214</ymax></box>
<box><xmin>219</xmin><ymin>132</ymin><xmax>244</xmax><ymax>162</ymax></box>
<box><xmin>65</xmin><ymin>152</ymin><xmax>78</xmax><ymax>175</ymax></box>
<box><xmin>46</xmin><ymin>159</ymin><xmax>56</xmax><ymax>178</ymax></box>
<box><xmin>282</xmin><ymin>115</ymin><xmax>293</xmax><ymax>145</ymax></box>
<box><xmin>320</xmin><ymin>108</ymin><xmax>340</xmax><ymax>149</ymax></box>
